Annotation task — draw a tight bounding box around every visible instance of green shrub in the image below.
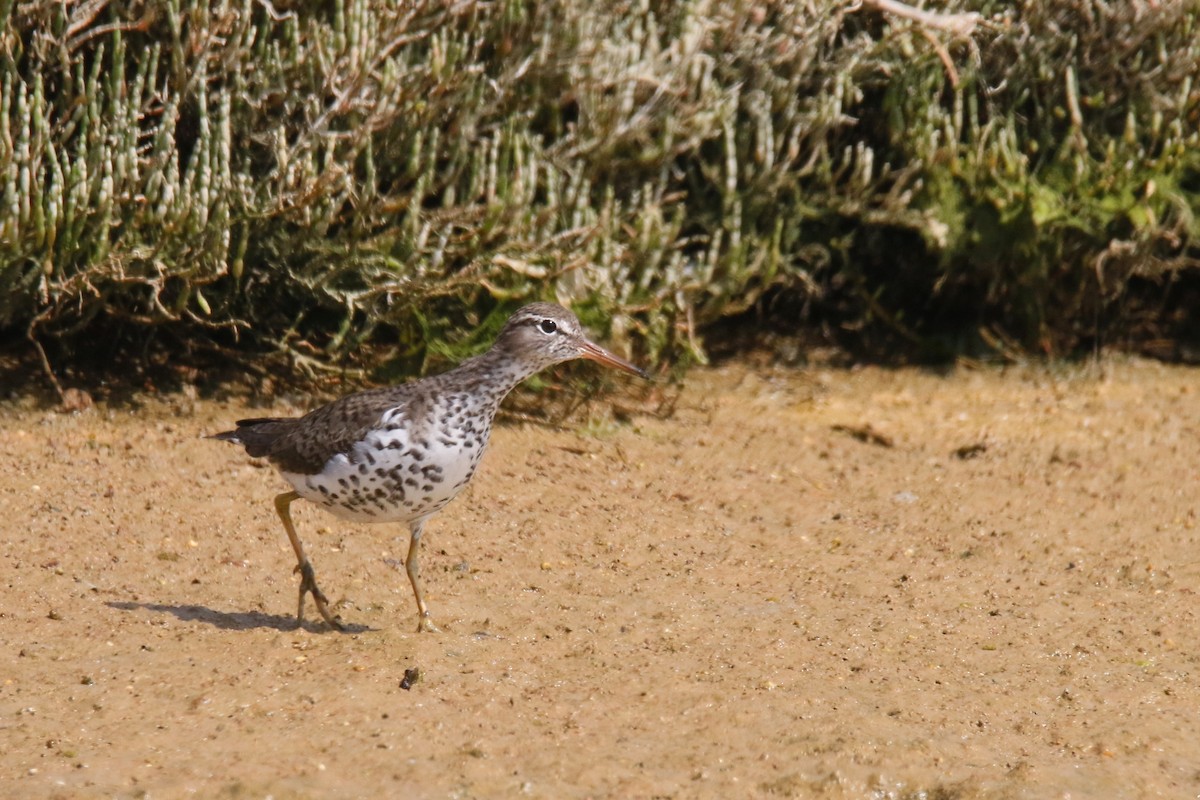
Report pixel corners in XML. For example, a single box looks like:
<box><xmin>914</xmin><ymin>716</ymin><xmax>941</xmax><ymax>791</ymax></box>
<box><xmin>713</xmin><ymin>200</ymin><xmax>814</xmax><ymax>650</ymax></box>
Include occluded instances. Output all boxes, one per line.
<box><xmin>1</xmin><ymin>0</ymin><xmax>1196</xmax><ymax>379</ymax></box>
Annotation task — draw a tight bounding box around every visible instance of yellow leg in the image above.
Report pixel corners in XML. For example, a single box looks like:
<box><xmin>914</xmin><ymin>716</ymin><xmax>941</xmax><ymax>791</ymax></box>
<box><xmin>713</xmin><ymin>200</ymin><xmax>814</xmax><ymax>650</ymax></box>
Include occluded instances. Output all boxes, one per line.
<box><xmin>274</xmin><ymin>491</ymin><xmax>344</xmax><ymax>631</ymax></box>
<box><xmin>406</xmin><ymin>519</ymin><xmax>440</xmax><ymax>632</ymax></box>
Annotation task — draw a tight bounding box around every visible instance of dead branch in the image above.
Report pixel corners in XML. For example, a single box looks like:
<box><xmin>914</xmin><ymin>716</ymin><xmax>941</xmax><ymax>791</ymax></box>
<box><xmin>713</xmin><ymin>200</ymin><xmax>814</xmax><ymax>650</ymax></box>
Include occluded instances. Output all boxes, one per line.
<box><xmin>861</xmin><ymin>0</ymin><xmax>981</xmax><ymax>37</ymax></box>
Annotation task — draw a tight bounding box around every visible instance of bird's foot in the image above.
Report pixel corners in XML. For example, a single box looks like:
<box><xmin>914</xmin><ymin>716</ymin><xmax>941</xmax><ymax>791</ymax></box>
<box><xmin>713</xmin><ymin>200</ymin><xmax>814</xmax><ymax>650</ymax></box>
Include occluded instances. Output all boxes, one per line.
<box><xmin>295</xmin><ymin>561</ymin><xmax>346</xmax><ymax>631</ymax></box>
<box><xmin>416</xmin><ymin>614</ymin><xmax>440</xmax><ymax>633</ymax></box>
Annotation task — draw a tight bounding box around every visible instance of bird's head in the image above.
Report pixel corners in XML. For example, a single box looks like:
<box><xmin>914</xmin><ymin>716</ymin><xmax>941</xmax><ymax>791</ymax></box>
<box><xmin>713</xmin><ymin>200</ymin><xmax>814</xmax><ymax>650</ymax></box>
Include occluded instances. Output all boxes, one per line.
<box><xmin>494</xmin><ymin>303</ymin><xmax>647</xmax><ymax>378</ymax></box>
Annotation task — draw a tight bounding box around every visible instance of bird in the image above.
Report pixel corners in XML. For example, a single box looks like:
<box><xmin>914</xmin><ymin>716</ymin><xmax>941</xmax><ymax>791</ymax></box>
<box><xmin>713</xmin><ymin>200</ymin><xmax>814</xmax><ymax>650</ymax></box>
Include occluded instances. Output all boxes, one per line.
<box><xmin>209</xmin><ymin>302</ymin><xmax>647</xmax><ymax>632</ymax></box>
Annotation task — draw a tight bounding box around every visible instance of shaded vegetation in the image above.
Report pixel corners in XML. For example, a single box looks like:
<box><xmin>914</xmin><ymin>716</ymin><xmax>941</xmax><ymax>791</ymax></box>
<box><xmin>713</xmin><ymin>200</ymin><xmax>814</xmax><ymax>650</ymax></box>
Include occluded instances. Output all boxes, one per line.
<box><xmin>1</xmin><ymin>0</ymin><xmax>1197</xmax><ymax>389</ymax></box>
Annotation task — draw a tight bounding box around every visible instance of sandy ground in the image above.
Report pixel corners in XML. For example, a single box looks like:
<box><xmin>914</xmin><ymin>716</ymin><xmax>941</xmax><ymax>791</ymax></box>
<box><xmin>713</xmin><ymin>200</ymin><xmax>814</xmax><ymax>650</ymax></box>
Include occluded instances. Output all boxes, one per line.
<box><xmin>1</xmin><ymin>357</ymin><xmax>1198</xmax><ymax>799</ymax></box>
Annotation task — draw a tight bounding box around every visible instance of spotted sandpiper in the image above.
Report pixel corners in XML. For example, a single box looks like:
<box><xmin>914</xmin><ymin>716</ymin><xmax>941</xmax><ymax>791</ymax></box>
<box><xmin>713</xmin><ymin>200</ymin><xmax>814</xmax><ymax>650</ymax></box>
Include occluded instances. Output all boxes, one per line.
<box><xmin>210</xmin><ymin>303</ymin><xmax>647</xmax><ymax>632</ymax></box>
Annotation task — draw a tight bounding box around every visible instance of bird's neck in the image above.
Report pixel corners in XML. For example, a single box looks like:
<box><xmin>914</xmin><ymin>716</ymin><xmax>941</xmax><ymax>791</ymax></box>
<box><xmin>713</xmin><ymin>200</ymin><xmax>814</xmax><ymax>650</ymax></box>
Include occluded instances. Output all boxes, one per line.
<box><xmin>443</xmin><ymin>345</ymin><xmax>547</xmax><ymax>407</ymax></box>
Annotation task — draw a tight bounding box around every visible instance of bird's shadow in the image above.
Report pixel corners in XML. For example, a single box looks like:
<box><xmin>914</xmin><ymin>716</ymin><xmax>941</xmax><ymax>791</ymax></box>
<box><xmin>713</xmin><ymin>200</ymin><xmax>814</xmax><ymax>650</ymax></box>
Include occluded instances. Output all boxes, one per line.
<box><xmin>105</xmin><ymin>601</ymin><xmax>373</xmax><ymax>634</ymax></box>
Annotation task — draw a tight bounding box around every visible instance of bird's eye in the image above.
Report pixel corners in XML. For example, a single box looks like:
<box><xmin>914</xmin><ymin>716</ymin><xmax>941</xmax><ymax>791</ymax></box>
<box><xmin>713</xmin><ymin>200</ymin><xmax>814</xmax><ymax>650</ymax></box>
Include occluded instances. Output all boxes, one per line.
<box><xmin>538</xmin><ymin>319</ymin><xmax>557</xmax><ymax>335</ymax></box>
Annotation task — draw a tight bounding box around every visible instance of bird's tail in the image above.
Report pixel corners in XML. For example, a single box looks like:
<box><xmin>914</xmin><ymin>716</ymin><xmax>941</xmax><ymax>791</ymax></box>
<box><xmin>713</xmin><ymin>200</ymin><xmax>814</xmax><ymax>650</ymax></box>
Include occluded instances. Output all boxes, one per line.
<box><xmin>207</xmin><ymin>417</ymin><xmax>294</xmax><ymax>458</ymax></box>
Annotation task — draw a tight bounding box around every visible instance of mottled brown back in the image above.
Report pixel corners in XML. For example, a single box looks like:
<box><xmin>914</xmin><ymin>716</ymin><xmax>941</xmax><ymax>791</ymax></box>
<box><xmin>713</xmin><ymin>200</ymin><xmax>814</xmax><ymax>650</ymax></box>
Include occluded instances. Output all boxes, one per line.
<box><xmin>210</xmin><ymin>385</ymin><xmax>427</xmax><ymax>475</ymax></box>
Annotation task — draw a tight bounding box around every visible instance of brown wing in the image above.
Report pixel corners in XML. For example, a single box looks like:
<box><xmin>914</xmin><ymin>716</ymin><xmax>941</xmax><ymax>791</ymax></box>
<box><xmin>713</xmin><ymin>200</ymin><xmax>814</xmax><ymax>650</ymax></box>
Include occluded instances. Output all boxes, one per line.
<box><xmin>217</xmin><ymin>385</ymin><xmax>427</xmax><ymax>475</ymax></box>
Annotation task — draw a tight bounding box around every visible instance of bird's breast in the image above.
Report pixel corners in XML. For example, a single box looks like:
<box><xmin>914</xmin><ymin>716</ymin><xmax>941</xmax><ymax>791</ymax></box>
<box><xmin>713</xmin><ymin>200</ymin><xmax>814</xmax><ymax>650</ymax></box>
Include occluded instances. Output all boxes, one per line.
<box><xmin>281</xmin><ymin>401</ymin><xmax>495</xmax><ymax>523</ymax></box>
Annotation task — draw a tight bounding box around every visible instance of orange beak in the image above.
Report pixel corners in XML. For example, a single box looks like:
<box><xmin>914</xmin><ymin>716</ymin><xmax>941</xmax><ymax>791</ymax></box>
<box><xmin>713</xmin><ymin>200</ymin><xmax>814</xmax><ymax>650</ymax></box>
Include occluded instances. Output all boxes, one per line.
<box><xmin>579</xmin><ymin>339</ymin><xmax>649</xmax><ymax>379</ymax></box>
